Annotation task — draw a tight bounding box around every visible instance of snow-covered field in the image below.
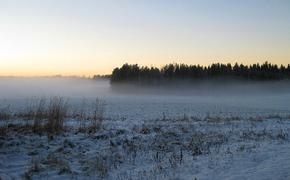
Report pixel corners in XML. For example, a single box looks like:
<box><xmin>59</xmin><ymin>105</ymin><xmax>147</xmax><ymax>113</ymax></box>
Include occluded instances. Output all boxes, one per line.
<box><xmin>1</xmin><ymin>78</ymin><xmax>290</xmax><ymax>179</ymax></box>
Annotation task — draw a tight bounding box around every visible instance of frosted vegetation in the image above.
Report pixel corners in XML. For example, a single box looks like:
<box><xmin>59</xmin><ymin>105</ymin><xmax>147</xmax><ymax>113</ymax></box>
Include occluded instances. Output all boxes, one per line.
<box><xmin>1</xmin><ymin>77</ymin><xmax>290</xmax><ymax>179</ymax></box>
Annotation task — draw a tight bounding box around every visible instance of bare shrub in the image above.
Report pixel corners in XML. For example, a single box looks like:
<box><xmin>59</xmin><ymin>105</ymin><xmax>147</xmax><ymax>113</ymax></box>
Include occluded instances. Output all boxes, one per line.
<box><xmin>88</xmin><ymin>98</ymin><xmax>105</xmax><ymax>133</ymax></box>
<box><xmin>46</xmin><ymin>97</ymin><xmax>68</xmax><ymax>134</ymax></box>
<box><xmin>18</xmin><ymin>97</ymin><xmax>48</xmax><ymax>133</ymax></box>
<box><xmin>0</xmin><ymin>105</ymin><xmax>12</xmax><ymax>120</ymax></box>
<box><xmin>21</xmin><ymin>98</ymin><xmax>37</xmax><ymax>121</ymax></box>
<box><xmin>33</xmin><ymin>98</ymin><xmax>47</xmax><ymax>133</ymax></box>
<box><xmin>78</xmin><ymin>98</ymin><xmax>88</xmax><ymax>132</ymax></box>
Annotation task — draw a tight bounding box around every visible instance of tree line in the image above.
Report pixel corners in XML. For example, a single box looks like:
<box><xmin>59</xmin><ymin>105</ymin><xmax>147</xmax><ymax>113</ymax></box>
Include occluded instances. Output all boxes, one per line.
<box><xmin>110</xmin><ymin>62</ymin><xmax>290</xmax><ymax>84</ymax></box>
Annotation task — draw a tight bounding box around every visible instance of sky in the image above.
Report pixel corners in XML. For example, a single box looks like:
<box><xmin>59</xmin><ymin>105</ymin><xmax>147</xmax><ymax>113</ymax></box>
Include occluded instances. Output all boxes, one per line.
<box><xmin>0</xmin><ymin>0</ymin><xmax>289</xmax><ymax>76</ymax></box>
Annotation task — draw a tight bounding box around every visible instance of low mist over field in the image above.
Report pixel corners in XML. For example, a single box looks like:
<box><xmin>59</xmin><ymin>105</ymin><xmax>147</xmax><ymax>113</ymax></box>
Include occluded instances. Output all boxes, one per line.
<box><xmin>1</xmin><ymin>77</ymin><xmax>290</xmax><ymax>120</ymax></box>
<box><xmin>1</xmin><ymin>77</ymin><xmax>290</xmax><ymax>98</ymax></box>
<box><xmin>0</xmin><ymin>77</ymin><xmax>110</xmax><ymax>99</ymax></box>
<box><xmin>1</xmin><ymin>77</ymin><xmax>290</xmax><ymax>179</ymax></box>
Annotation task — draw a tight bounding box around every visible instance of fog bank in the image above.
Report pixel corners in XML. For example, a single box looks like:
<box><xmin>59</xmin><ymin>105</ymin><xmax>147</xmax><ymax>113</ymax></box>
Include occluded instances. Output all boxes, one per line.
<box><xmin>1</xmin><ymin>77</ymin><xmax>290</xmax><ymax>98</ymax></box>
<box><xmin>1</xmin><ymin>77</ymin><xmax>290</xmax><ymax>121</ymax></box>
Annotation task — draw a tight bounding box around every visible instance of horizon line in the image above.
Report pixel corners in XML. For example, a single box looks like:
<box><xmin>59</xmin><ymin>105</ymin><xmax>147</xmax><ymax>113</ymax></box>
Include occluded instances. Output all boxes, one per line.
<box><xmin>1</xmin><ymin>61</ymin><xmax>289</xmax><ymax>77</ymax></box>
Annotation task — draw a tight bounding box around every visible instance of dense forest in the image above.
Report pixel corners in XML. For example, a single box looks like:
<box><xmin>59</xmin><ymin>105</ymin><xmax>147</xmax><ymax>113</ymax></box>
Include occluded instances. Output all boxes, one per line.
<box><xmin>110</xmin><ymin>62</ymin><xmax>290</xmax><ymax>84</ymax></box>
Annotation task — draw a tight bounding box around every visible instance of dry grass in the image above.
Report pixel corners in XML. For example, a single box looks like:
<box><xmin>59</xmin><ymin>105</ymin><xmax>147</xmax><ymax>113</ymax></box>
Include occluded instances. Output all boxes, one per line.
<box><xmin>77</xmin><ymin>98</ymin><xmax>88</xmax><ymax>132</ymax></box>
<box><xmin>33</xmin><ymin>98</ymin><xmax>47</xmax><ymax>133</ymax></box>
<box><xmin>74</xmin><ymin>98</ymin><xmax>106</xmax><ymax>134</ymax></box>
<box><xmin>1</xmin><ymin>97</ymin><xmax>106</xmax><ymax>136</ymax></box>
<box><xmin>10</xmin><ymin>97</ymin><xmax>69</xmax><ymax>135</ymax></box>
<box><xmin>46</xmin><ymin>97</ymin><xmax>69</xmax><ymax>134</ymax></box>
<box><xmin>2</xmin><ymin>112</ymin><xmax>290</xmax><ymax>179</ymax></box>
<box><xmin>0</xmin><ymin>105</ymin><xmax>12</xmax><ymax>121</ymax></box>
<box><xmin>88</xmin><ymin>98</ymin><xmax>105</xmax><ymax>134</ymax></box>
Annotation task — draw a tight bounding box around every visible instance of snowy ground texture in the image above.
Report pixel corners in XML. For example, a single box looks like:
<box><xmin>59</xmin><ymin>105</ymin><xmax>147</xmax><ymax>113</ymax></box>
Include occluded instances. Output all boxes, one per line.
<box><xmin>1</xmin><ymin>115</ymin><xmax>290</xmax><ymax>180</ymax></box>
<box><xmin>1</xmin><ymin>78</ymin><xmax>290</xmax><ymax>179</ymax></box>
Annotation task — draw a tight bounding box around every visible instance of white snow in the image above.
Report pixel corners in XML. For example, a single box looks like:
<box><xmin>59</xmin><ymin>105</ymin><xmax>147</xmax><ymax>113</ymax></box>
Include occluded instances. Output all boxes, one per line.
<box><xmin>1</xmin><ymin>78</ymin><xmax>290</xmax><ymax>179</ymax></box>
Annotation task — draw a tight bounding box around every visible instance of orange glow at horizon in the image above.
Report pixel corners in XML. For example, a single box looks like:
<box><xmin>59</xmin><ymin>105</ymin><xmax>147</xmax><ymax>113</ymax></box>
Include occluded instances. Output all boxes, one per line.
<box><xmin>1</xmin><ymin>1</ymin><xmax>290</xmax><ymax>77</ymax></box>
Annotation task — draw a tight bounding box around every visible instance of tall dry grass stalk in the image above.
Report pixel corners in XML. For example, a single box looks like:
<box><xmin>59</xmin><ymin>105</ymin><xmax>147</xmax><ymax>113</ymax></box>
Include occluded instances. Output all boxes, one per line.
<box><xmin>46</xmin><ymin>97</ymin><xmax>69</xmax><ymax>134</ymax></box>
<box><xmin>89</xmin><ymin>98</ymin><xmax>105</xmax><ymax>133</ymax></box>
<box><xmin>78</xmin><ymin>98</ymin><xmax>88</xmax><ymax>132</ymax></box>
<box><xmin>0</xmin><ymin>104</ymin><xmax>12</xmax><ymax>121</ymax></box>
<box><xmin>33</xmin><ymin>98</ymin><xmax>47</xmax><ymax>132</ymax></box>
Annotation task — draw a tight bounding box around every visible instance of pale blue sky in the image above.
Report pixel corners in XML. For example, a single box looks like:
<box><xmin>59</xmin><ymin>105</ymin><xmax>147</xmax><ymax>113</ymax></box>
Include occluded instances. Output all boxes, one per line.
<box><xmin>0</xmin><ymin>0</ymin><xmax>289</xmax><ymax>76</ymax></box>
